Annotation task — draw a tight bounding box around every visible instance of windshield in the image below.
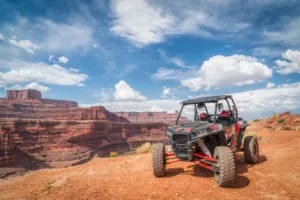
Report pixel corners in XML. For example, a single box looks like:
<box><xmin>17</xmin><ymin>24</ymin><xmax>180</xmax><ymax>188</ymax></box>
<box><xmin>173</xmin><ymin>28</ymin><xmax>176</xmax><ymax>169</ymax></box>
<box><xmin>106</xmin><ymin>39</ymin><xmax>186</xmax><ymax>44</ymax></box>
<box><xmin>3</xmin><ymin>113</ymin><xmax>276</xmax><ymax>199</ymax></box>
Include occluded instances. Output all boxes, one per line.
<box><xmin>176</xmin><ymin>103</ymin><xmax>216</xmax><ymax>124</ymax></box>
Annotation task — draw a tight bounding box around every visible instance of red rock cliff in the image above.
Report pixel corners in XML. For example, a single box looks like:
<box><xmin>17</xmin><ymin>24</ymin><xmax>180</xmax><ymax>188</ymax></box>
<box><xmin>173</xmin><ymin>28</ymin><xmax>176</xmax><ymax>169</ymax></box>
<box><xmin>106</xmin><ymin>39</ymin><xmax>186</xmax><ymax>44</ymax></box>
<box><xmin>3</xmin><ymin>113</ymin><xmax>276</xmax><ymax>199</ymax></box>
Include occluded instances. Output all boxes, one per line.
<box><xmin>6</xmin><ymin>89</ymin><xmax>42</xmax><ymax>100</ymax></box>
<box><xmin>0</xmin><ymin>89</ymin><xmax>175</xmax><ymax>178</ymax></box>
<box><xmin>0</xmin><ymin>118</ymin><xmax>168</xmax><ymax>175</ymax></box>
<box><xmin>0</xmin><ymin>90</ymin><xmax>127</xmax><ymax>122</ymax></box>
<box><xmin>115</xmin><ymin>111</ymin><xmax>190</xmax><ymax>125</ymax></box>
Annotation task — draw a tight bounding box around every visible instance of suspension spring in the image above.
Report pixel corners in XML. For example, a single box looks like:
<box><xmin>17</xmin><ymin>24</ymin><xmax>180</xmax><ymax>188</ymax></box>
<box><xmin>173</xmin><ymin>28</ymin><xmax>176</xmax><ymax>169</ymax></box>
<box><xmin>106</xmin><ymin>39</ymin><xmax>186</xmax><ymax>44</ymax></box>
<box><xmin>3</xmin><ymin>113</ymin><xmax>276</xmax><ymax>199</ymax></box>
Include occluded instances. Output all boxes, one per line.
<box><xmin>197</xmin><ymin>139</ymin><xmax>212</xmax><ymax>157</ymax></box>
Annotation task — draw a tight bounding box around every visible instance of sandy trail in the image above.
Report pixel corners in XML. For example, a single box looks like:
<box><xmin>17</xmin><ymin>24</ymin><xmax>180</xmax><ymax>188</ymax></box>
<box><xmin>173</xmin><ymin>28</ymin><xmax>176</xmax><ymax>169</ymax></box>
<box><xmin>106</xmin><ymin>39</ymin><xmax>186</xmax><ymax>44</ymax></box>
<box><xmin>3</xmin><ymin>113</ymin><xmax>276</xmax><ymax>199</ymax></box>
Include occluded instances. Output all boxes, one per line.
<box><xmin>1</xmin><ymin>130</ymin><xmax>300</xmax><ymax>200</ymax></box>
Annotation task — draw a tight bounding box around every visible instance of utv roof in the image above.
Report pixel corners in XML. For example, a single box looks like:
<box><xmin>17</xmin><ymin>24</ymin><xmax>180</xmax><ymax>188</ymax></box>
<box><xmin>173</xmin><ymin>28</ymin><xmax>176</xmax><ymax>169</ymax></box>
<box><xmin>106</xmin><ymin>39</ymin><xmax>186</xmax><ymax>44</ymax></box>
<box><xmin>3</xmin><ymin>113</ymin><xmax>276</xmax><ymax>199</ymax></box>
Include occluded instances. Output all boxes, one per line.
<box><xmin>181</xmin><ymin>95</ymin><xmax>232</xmax><ymax>105</ymax></box>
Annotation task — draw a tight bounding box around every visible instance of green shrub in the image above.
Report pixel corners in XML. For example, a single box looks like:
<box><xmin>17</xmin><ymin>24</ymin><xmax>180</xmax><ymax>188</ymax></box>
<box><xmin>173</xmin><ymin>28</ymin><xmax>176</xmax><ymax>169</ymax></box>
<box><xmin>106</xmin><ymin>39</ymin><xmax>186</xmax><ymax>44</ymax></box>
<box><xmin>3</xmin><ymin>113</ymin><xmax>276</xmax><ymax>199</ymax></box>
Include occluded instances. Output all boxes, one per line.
<box><xmin>136</xmin><ymin>142</ymin><xmax>152</xmax><ymax>154</ymax></box>
<box><xmin>278</xmin><ymin>118</ymin><xmax>285</xmax><ymax>124</ymax></box>
<box><xmin>253</xmin><ymin>119</ymin><xmax>261</xmax><ymax>122</ymax></box>
<box><xmin>110</xmin><ymin>152</ymin><xmax>118</xmax><ymax>157</ymax></box>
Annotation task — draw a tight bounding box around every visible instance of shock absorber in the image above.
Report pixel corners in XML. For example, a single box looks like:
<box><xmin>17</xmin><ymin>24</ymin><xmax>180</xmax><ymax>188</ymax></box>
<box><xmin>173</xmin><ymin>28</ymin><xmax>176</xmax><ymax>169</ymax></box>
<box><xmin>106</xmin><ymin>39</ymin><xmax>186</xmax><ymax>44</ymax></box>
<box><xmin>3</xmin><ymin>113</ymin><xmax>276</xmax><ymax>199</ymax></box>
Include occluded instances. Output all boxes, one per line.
<box><xmin>197</xmin><ymin>139</ymin><xmax>212</xmax><ymax>157</ymax></box>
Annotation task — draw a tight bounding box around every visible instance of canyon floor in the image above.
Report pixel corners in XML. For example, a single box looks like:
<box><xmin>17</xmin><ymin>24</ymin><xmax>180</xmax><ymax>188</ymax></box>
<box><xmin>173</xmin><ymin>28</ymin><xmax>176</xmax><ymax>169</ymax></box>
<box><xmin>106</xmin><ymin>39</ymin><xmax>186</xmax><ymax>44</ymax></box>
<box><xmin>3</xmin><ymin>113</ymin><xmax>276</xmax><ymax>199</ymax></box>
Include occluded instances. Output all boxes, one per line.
<box><xmin>1</xmin><ymin>129</ymin><xmax>300</xmax><ymax>200</ymax></box>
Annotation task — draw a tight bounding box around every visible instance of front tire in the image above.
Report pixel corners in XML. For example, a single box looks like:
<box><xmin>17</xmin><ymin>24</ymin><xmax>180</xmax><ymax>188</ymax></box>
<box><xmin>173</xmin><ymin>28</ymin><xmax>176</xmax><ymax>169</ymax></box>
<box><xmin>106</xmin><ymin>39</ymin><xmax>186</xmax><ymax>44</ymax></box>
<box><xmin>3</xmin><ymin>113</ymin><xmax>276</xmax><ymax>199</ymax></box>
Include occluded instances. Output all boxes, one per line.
<box><xmin>244</xmin><ymin>136</ymin><xmax>259</xmax><ymax>164</ymax></box>
<box><xmin>152</xmin><ymin>143</ymin><xmax>166</xmax><ymax>177</ymax></box>
<box><xmin>213</xmin><ymin>146</ymin><xmax>236</xmax><ymax>187</ymax></box>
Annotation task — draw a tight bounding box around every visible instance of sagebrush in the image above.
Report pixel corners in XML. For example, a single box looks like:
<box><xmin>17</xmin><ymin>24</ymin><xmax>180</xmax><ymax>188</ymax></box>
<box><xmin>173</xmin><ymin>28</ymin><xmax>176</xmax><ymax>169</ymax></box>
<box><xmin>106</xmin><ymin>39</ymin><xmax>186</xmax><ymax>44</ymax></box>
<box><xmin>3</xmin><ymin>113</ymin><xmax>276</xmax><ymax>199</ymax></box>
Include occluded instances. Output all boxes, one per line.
<box><xmin>110</xmin><ymin>152</ymin><xmax>118</xmax><ymax>157</ymax></box>
<box><xmin>136</xmin><ymin>142</ymin><xmax>152</xmax><ymax>154</ymax></box>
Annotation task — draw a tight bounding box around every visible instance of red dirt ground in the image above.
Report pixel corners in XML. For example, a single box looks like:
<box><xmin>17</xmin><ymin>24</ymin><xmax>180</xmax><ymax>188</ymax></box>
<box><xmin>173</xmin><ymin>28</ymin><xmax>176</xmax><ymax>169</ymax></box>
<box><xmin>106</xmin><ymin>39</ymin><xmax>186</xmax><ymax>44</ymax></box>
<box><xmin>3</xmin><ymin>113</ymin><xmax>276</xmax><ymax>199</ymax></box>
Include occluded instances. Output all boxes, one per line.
<box><xmin>1</xmin><ymin>130</ymin><xmax>300</xmax><ymax>200</ymax></box>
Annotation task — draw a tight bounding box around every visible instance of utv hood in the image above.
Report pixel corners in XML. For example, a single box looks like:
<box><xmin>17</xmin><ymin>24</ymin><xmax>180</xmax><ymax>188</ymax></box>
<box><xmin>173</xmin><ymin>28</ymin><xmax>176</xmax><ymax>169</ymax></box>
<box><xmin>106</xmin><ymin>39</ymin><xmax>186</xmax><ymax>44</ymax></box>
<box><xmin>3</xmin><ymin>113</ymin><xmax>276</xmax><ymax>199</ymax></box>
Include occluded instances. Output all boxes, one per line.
<box><xmin>168</xmin><ymin>121</ymin><xmax>211</xmax><ymax>133</ymax></box>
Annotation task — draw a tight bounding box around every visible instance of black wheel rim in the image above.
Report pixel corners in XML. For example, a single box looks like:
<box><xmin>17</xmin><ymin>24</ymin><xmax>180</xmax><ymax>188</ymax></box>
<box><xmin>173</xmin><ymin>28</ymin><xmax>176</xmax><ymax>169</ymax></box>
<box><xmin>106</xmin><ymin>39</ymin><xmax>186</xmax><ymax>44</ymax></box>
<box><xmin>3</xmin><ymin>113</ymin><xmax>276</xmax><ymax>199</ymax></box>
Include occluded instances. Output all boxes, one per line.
<box><xmin>253</xmin><ymin>142</ymin><xmax>258</xmax><ymax>160</ymax></box>
<box><xmin>214</xmin><ymin>155</ymin><xmax>220</xmax><ymax>176</ymax></box>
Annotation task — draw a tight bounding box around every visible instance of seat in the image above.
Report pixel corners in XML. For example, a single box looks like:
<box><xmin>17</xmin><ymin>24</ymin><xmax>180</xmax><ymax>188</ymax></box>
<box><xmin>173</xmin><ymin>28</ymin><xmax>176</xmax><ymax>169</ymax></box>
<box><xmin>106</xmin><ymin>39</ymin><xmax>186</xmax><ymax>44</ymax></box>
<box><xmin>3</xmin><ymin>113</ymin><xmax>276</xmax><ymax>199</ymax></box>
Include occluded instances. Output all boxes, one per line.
<box><xmin>198</xmin><ymin>113</ymin><xmax>208</xmax><ymax>121</ymax></box>
<box><xmin>218</xmin><ymin>110</ymin><xmax>230</xmax><ymax>126</ymax></box>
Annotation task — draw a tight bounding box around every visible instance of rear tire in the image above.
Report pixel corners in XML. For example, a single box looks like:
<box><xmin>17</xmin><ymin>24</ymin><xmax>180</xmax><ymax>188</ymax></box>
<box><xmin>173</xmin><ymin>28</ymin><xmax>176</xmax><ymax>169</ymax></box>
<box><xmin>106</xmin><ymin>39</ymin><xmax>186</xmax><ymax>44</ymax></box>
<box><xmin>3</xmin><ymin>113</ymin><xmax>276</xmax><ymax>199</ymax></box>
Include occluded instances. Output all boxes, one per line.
<box><xmin>244</xmin><ymin>136</ymin><xmax>259</xmax><ymax>164</ymax></box>
<box><xmin>152</xmin><ymin>143</ymin><xmax>166</xmax><ymax>177</ymax></box>
<box><xmin>213</xmin><ymin>146</ymin><xmax>235</xmax><ymax>187</ymax></box>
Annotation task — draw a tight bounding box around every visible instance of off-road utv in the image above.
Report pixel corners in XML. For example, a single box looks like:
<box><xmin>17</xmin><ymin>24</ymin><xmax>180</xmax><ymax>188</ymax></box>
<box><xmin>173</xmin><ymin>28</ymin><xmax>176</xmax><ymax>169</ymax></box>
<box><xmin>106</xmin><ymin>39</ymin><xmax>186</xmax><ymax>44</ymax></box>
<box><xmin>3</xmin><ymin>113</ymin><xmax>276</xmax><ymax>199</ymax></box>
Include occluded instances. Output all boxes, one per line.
<box><xmin>152</xmin><ymin>95</ymin><xmax>259</xmax><ymax>187</ymax></box>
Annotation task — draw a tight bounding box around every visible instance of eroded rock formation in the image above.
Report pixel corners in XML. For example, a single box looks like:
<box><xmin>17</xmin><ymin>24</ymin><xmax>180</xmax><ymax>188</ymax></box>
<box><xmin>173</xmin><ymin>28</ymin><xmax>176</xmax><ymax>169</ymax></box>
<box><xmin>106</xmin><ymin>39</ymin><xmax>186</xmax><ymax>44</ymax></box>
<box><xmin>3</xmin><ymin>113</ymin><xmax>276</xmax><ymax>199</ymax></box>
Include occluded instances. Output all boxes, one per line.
<box><xmin>115</xmin><ymin>111</ymin><xmax>190</xmax><ymax>125</ymax></box>
<box><xmin>0</xmin><ymin>119</ymin><xmax>168</xmax><ymax>171</ymax></box>
<box><xmin>0</xmin><ymin>90</ymin><xmax>128</xmax><ymax>122</ymax></box>
<box><xmin>0</xmin><ymin>89</ymin><xmax>171</xmax><ymax>177</ymax></box>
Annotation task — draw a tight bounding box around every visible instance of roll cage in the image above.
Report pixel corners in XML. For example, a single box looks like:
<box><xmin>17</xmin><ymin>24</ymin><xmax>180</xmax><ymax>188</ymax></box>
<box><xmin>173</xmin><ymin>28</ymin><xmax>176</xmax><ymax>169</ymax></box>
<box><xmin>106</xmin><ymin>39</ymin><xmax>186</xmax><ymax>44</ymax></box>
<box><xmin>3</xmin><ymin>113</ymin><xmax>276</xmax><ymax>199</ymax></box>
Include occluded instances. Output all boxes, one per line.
<box><xmin>175</xmin><ymin>95</ymin><xmax>238</xmax><ymax>125</ymax></box>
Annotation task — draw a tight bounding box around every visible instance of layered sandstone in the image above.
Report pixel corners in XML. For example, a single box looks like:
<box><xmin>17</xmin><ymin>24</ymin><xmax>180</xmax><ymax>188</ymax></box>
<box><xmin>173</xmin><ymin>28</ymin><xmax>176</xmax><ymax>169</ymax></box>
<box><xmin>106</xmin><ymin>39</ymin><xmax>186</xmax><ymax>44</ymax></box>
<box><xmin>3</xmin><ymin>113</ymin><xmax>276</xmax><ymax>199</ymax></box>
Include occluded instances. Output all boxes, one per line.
<box><xmin>6</xmin><ymin>89</ymin><xmax>42</xmax><ymax>100</ymax></box>
<box><xmin>0</xmin><ymin>90</ymin><xmax>128</xmax><ymax>122</ymax></box>
<box><xmin>0</xmin><ymin>118</ymin><xmax>168</xmax><ymax>173</ymax></box>
<box><xmin>115</xmin><ymin>111</ymin><xmax>190</xmax><ymax>125</ymax></box>
<box><xmin>0</xmin><ymin>89</ymin><xmax>171</xmax><ymax>177</ymax></box>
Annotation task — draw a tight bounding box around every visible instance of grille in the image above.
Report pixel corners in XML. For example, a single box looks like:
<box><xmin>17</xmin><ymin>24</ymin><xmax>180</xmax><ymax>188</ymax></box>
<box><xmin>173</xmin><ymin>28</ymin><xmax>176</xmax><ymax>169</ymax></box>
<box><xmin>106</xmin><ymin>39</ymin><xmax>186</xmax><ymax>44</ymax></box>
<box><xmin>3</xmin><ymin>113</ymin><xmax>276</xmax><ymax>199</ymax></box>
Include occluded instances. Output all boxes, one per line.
<box><xmin>173</xmin><ymin>134</ymin><xmax>188</xmax><ymax>144</ymax></box>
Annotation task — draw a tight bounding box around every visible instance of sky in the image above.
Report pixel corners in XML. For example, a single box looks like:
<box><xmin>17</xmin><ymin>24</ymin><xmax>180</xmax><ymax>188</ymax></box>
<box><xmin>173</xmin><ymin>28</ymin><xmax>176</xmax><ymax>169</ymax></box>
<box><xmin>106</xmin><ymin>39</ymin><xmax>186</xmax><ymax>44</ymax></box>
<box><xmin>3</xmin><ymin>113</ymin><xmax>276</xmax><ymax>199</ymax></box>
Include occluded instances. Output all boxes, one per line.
<box><xmin>0</xmin><ymin>0</ymin><xmax>300</xmax><ymax>120</ymax></box>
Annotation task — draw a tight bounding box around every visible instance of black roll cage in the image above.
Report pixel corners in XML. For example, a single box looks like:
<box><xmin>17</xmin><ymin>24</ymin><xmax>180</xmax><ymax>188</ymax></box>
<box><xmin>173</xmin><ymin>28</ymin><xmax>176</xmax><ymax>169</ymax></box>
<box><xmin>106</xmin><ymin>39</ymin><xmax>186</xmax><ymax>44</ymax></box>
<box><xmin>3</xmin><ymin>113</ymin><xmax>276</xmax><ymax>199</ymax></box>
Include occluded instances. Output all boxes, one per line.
<box><xmin>175</xmin><ymin>97</ymin><xmax>238</xmax><ymax>125</ymax></box>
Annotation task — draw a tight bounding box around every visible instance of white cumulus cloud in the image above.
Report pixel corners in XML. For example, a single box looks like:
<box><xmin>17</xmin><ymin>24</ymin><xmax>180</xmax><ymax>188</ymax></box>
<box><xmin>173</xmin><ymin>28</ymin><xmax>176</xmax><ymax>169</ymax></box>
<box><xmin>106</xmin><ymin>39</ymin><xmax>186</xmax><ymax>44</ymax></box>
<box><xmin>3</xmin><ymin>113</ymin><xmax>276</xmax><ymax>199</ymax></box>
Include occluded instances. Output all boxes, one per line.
<box><xmin>149</xmin><ymin>105</ymin><xmax>165</xmax><ymax>112</ymax></box>
<box><xmin>0</xmin><ymin>60</ymin><xmax>88</xmax><ymax>87</ymax></box>
<box><xmin>8</xmin><ymin>82</ymin><xmax>50</xmax><ymax>92</ymax></box>
<box><xmin>161</xmin><ymin>86</ymin><xmax>173</xmax><ymax>98</ymax></box>
<box><xmin>70</xmin><ymin>68</ymin><xmax>80</xmax><ymax>72</ymax></box>
<box><xmin>9</xmin><ymin>39</ymin><xmax>39</xmax><ymax>54</ymax></box>
<box><xmin>266</xmin><ymin>83</ymin><xmax>275</xmax><ymax>88</ymax></box>
<box><xmin>114</xmin><ymin>80</ymin><xmax>147</xmax><ymax>101</ymax></box>
<box><xmin>110</xmin><ymin>0</ymin><xmax>249</xmax><ymax>47</ymax></box>
<box><xmin>275</xmin><ymin>49</ymin><xmax>300</xmax><ymax>74</ymax></box>
<box><xmin>6</xmin><ymin>17</ymin><xmax>94</xmax><ymax>53</ymax></box>
<box><xmin>181</xmin><ymin>54</ymin><xmax>272</xmax><ymax>91</ymax></box>
<box><xmin>0</xmin><ymin>34</ymin><xmax>4</xmax><ymax>40</ymax></box>
<box><xmin>263</xmin><ymin>17</ymin><xmax>300</xmax><ymax>46</ymax></box>
<box><xmin>49</xmin><ymin>55</ymin><xmax>54</xmax><ymax>62</ymax></box>
<box><xmin>81</xmin><ymin>82</ymin><xmax>300</xmax><ymax>120</ymax></box>
<box><xmin>58</xmin><ymin>56</ymin><xmax>69</xmax><ymax>64</ymax></box>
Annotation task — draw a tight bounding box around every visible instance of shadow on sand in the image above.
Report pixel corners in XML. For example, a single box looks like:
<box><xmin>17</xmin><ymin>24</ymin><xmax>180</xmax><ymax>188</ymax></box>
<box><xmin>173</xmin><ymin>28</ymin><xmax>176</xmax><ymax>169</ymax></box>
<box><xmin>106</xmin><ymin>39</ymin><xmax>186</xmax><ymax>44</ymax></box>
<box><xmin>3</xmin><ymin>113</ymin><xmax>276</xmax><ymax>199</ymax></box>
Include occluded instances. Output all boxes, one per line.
<box><xmin>163</xmin><ymin>154</ymin><xmax>268</xmax><ymax>188</ymax></box>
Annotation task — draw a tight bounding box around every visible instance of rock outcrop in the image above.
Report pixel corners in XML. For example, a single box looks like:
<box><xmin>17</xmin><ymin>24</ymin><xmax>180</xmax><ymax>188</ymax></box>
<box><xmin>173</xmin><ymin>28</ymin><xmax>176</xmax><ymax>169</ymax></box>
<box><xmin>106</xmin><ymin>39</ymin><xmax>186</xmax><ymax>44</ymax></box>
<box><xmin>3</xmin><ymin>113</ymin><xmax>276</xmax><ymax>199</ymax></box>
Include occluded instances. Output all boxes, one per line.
<box><xmin>0</xmin><ymin>90</ymin><xmax>127</xmax><ymax>122</ymax></box>
<box><xmin>115</xmin><ymin>111</ymin><xmax>190</xmax><ymax>125</ymax></box>
<box><xmin>0</xmin><ymin>89</ymin><xmax>171</xmax><ymax>177</ymax></box>
<box><xmin>0</xmin><ymin>119</ymin><xmax>168</xmax><ymax>171</ymax></box>
<box><xmin>6</xmin><ymin>89</ymin><xmax>42</xmax><ymax>100</ymax></box>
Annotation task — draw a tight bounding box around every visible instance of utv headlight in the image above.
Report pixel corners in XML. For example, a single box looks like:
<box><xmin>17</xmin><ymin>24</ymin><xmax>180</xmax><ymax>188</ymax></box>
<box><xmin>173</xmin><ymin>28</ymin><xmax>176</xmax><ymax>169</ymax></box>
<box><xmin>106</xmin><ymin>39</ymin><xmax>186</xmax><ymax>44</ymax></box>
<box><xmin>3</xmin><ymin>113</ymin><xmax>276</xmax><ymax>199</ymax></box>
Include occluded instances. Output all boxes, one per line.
<box><xmin>194</xmin><ymin>129</ymin><xmax>206</xmax><ymax>135</ymax></box>
<box><xmin>166</xmin><ymin>130</ymin><xmax>172</xmax><ymax>136</ymax></box>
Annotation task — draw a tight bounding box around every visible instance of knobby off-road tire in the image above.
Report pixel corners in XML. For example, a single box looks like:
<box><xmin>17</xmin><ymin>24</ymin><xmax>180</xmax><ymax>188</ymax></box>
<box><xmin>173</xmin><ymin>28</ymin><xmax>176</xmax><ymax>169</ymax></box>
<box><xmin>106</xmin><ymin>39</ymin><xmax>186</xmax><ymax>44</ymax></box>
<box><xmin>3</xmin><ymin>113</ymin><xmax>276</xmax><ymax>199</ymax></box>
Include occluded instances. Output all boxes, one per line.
<box><xmin>152</xmin><ymin>143</ymin><xmax>166</xmax><ymax>177</ymax></box>
<box><xmin>244</xmin><ymin>136</ymin><xmax>259</xmax><ymax>164</ymax></box>
<box><xmin>213</xmin><ymin>146</ymin><xmax>236</xmax><ymax>187</ymax></box>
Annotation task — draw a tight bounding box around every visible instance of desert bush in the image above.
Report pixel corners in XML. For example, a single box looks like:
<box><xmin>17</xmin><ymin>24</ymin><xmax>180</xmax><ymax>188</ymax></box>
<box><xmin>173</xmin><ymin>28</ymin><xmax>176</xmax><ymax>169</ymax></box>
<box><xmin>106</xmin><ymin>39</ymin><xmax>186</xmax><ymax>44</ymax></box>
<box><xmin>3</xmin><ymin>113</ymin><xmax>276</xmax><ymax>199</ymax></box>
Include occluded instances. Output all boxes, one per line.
<box><xmin>110</xmin><ymin>152</ymin><xmax>118</xmax><ymax>157</ymax></box>
<box><xmin>272</xmin><ymin>112</ymin><xmax>279</xmax><ymax>118</ymax></box>
<box><xmin>295</xmin><ymin>126</ymin><xmax>300</xmax><ymax>131</ymax></box>
<box><xmin>293</xmin><ymin>119</ymin><xmax>300</xmax><ymax>126</ymax></box>
<box><xmin>278</xmin><ymin>118</ymin><xmax>285</xmax><ymax>124</ymax></box>
<box><xmin>253</xmin><ymin>119</ymin><xmax>261</xmax><ymax>122</ymax></box>
<box><xmin>136</xmin><ymin>142</ymin><xmax>152</xmax><ymax>154</ymax></box>
<box><xmin>243</xmin><ymin>131</ymin><xmax>262</xmax><ymax>141</ymax></box>
<box><xmin>281</xmin><ymin>126</ymin><xmax>292</xmax><ymax>130</ymax></box>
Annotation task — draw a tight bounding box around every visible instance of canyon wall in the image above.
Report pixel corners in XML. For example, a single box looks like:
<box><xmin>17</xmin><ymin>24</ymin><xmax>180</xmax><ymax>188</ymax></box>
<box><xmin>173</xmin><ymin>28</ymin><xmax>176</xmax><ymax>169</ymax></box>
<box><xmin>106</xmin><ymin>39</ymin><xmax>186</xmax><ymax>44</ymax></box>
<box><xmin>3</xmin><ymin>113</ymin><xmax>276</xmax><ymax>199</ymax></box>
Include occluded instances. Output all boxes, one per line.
<box><xmin>115</xmin><ymin>111</ymin><xmax>190</xmax><ymax>125</ymax></box>
<box><xmin>0</xmin><ymin>90</ymin><xmax>128</xmax><ymax>122</ymax></box>
<box><xmin>0</xmin><ymin>89</ymin><xmax>172</xmax><ymax>177</ymax></box>
<box><xmin>0</xmin><ymin>119</ymin><xmax>168</xmax><ymax>170</ymax></box>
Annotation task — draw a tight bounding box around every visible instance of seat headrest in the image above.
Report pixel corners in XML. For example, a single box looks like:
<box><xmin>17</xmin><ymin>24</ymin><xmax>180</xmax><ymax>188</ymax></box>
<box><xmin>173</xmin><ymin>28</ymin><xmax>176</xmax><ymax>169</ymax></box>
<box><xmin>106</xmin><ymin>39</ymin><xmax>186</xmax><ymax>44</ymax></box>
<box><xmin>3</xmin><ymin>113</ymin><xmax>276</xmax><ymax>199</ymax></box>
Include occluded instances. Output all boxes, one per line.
<box><xmin>199</xmin><ymin>113</ymin><xmax>208</xmax><ymax>120</ymax></box>
<box><xmin>219</xmin><ymin>110</ymin><xmax>229</xmax><ymax>119</ymax></box>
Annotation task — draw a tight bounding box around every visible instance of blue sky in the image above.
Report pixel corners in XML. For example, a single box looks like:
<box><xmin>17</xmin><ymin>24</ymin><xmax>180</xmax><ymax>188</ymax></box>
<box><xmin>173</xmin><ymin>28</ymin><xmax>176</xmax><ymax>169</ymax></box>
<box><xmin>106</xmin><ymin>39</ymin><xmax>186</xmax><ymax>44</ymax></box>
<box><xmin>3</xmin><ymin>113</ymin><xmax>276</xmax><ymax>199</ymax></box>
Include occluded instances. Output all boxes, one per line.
<box><xmin>0</xmin><ymin>0</ymin><xmax>300</xmax><ymax>120</ymax></box>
